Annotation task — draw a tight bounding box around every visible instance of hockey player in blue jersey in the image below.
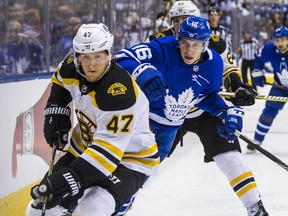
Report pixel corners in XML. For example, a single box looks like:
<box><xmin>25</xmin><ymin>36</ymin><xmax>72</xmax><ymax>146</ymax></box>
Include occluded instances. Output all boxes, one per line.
<box><xmin>116</xmin><ymin>15</ymin><xmax>268</xmax><ymax>216</ymax></box>
<box><xmin>116</xmin><ymin>16</ymin><xmax>240</xmax><ymax>161</ymax></box>
<box><xmin>248</xmin><ymin>26</ymin><xmax>288</xmax><ymax>153</ymax></box>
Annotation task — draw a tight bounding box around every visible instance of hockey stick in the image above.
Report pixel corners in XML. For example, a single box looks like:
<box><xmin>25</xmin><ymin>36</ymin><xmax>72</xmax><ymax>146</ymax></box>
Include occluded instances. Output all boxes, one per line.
<box><xmin>160</xmin><ymin>0</ymin><xmax>172</xmax><ymax>27</ymax></box>
<box><xmin>234</xmin><ymin>130</ymin><xmax>288</xmax><ymax>172</ymax></box>
<box><xmin>41</xmin><ymin>134</ymin><xmax>59</xmax><ymax>216</ymax></box>
<box><xmin>218</xmin><ymin>91</ymin><xmax>288</xmax><ymax>102</ymax></box>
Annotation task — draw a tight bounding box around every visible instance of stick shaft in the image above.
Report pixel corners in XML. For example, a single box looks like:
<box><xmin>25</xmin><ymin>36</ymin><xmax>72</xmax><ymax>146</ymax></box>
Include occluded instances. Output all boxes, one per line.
<box><xmin>218</xmin><ymin>91</ymin><xmax>288</xmax><ymax>102</ymax></box>
<box><xmin>41</xmin><ymin>143</ymin><xmax>57</xmax><ymax>216</ymax></box>
<box><xmin>234</xmin><ymin>131</ymin><xmax>288</xmax><ymax>172</ymax></box>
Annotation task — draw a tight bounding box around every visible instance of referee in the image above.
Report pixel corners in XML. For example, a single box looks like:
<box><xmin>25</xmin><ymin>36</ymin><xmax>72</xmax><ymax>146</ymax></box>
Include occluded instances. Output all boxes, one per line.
<box><xmin>237</xmin><ymin>31</ymin><xmax>260</xmax><ymax>89</ymax></box>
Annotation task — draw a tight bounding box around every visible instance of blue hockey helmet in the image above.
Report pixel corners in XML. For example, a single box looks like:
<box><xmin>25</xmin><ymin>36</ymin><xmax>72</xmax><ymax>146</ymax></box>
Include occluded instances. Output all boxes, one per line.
<box><xmin>273</xmin><ymin>26</ymin><xmax>288</xmax><ymax>38</ymax></box>
<box><xmin>177</xmin><ymin>16</ymin><xmax>211</xmax><ymax>51</ymax></box>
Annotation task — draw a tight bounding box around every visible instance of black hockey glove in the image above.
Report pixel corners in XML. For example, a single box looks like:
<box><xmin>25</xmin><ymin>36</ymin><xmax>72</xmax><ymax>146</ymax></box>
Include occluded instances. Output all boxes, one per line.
<box><xmin>230</xmin><ymin>83</ymin><xmax>257</xmax><ymax>106</ymax></box>
<box><xmin>44</xmin><ymin>103</ymin><xmax>71</xmax><ymax>150</ymax></box>
<box><xmin>30</xmin><ymin>167</ymin><xmax>82</xmax><ymax>210</ymax></box>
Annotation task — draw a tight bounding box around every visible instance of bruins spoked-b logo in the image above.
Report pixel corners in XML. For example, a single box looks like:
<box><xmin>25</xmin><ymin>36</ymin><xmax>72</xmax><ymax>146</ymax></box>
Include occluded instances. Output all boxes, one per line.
<box><xmin>108</xmin><ymin>83</ymin><xmax>127</xmax><ymax>96</ymax></box>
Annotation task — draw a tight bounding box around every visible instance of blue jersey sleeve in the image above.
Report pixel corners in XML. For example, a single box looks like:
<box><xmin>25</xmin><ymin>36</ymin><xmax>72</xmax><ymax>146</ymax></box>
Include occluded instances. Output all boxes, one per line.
<box><xmin>195</xmin><ymin>50</ymin><xmax>227</xmax><ymax>114</ymax></box>
<box><xmin>254</xmin><ymin>43</ymin><xmax>277</xmax><ymax>72</ymax></box>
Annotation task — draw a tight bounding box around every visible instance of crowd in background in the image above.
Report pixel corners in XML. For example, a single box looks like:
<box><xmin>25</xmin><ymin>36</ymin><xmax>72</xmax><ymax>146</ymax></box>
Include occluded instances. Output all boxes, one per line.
<box><xmin>0</xmin><ymin>0</ymin><xmax>288</xmax><ymax>77</ymax></box>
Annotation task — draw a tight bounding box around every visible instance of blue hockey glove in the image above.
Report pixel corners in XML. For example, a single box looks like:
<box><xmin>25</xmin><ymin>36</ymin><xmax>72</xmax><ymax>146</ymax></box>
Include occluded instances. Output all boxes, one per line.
<box><xmin>216</xmin><ymin>106</ymin><xmax>245</xmax><ymax>141</ymax></box>
<box><xmin>252</xmin><ymin>69</ymin><xmax>265</xmax><ymax>87</ymax></box>
<box><xmin>134</xmin><ymin>65</ymin><xmax>167</xmax><ymax>102</ymax></box>
<box><xmin>30</xmin><ymin>167</ymin><xmax>82</xmax><ymax>210</ymax></box>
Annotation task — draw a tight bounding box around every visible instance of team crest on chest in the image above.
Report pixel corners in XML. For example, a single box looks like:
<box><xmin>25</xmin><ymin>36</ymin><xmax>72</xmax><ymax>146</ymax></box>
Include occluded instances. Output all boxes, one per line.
<box><xmin>108</xmin><ymin>83</ymin><xmax>127</xmax><ymax>96</ymax></box>
<box><xmin>164</xmin><ymin>87</ymin><xmax>197</xmax><ymax>121</ymax></box>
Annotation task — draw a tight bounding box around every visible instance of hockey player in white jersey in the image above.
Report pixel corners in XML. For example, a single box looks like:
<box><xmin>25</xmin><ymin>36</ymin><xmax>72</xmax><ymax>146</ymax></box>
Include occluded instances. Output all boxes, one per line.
<box><xmin>115</xmin><ymin>15</ymin><xmax>268</xmax><ymax>216</ymax></box>
<box><xmin>25</xmin><ymin>23</ymin><xmax>160</xmax><ymax>216</ymax></box>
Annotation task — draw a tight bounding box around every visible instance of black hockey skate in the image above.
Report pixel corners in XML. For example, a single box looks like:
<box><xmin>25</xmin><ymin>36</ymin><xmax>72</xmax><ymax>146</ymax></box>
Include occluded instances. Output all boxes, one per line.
<box><xmin>246</xmin><ymin>140</ymin><xmax>262</xmax><ymax>154</ymax></box>
<box><xmin>247</xmin><ymin>200</ymin><xmax>269</xmax><ymax>216</ymax></box>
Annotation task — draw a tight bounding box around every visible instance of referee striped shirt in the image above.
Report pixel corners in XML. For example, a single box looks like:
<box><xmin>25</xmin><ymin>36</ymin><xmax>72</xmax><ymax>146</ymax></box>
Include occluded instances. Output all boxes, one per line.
<box><xmin>239</xmin><ymin>38</ymin><xmax>259</xmax><ymax>60</ymax></box>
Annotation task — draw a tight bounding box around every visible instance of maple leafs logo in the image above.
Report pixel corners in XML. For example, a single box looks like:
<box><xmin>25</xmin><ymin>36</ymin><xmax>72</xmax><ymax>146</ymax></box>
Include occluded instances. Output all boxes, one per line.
<box><xmin>164</xmin><ymin>87</ymin><xmax>197</xmax><ymax>121</ymax></box>
<box><xmin>277</xmin><ymin>68</ymin><xmax>288</xmax><ymax>86</ymax></box>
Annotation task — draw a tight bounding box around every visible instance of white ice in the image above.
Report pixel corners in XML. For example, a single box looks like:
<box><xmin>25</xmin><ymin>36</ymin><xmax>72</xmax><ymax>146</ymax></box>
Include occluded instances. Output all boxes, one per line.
<box><xmin>129</xmin><ymin>85</ymin><xmax>288</xmax><ymax>216</ymax></box>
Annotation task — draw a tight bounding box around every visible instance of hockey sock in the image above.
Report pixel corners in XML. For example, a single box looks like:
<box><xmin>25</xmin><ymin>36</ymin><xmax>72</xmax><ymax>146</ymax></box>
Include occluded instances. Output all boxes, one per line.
<box><xmin>254</xmin><ymin>107</ymin><xmax>278</xmax><ymax>142</ymax></box>
<box><xmin>213</xmin><ymin>151</ymin><xmax>261</xmax><ymax>208</ymax></box>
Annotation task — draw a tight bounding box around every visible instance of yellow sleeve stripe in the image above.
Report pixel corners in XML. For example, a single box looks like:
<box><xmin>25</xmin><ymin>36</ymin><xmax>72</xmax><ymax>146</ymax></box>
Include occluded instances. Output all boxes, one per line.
<box><xmin>122</xmin><ymin>157</ymin><xmax>160</xmax><ymax>167</ymax></box>
<box><xmin>67</xmin><ymin>146</ymin><xmax>80</xmax><ymax>158</ymax></box>
<box><xmin>236</xmin><ymin>183</ymin><xmax>257</xmax><ymax>198</ymax></box>
<box><xmin>94</xmin><ymin>139</ymin><xmax>123</xmax><ymax>158</ymax></box>
<box><xmin>123</xmin><ymin>143</ymin><xmax>158</xmax><ymax>158</ymax></box>
<box><xmin>131</xmin><ymin>78</ymin><xmax>139</xmax><ymax>99</ymax></box>
<box><xmin>51</xmin><ymin>72</ymin><xmax>63</xmax><ymax>87</ymax></box>
<box><xmin>83</xmin><ymin>147</ymin><xmax>117</xmax><ymax>174</ymax></box>
<box><xmin>230</xmin><ymin>171</ymin><xmax>253</xmax><ymax>187</ymax></box>
<box><xmin>223</xmin><ymin>67</ymin><xmax>241</xmax><ymax>75</ymax></box>
<box><xmin>223</xmin><ymin>70</ymin><xmax>242</xmax><ymax>81</ymax></box>
<box><xmin>89</xmin><ymin>91</ymin><xmax>99</xmax><ymax>109</ymax></box>
<box><xmin>62</xmin><ymin>78</ymin><xmax>79</xmax><ymax>87</ymax></box>
<box><xmin>51</xmin><ymin>69</ymin><xmax>80</xmax><ymax>88</ymax></box>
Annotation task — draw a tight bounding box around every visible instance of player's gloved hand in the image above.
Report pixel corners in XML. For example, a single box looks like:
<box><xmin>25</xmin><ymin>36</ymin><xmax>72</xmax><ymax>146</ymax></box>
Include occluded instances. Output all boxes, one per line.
<box><xmin>230</xmin><ymin>83</ymin><xmax>257</xmax><ymax>106</ymax></box>
<box><xmin>30</xmin><ymin>167</ymin><xmax>82</xmax><ymax>210</ymax></box>
<box><xmin>252</xmin><ymin>69</ymin><xmax>265</xmax><ymax>87</ymax></box>
<box><xmin>44</xmin><ymin>103</ymin><xmax>71</xmax><ymax>150</ymax></box>
<box><xmin>135</xmin><ymin>66</ymin><xmax>167</xmax><ymax>102</ymax></box>
<box><xmin>216</xmin><ymin>106</ymin><xmax>245</xmax><ymax>142</ymax></box>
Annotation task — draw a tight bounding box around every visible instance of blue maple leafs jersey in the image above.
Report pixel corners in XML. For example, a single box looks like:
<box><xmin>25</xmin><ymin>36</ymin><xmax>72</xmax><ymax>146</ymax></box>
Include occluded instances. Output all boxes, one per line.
<box><xmin>116</xmin><ymin>36</ymin><xmax>226</xmax><ymax>127</ymax></box>
<box><xmin>255</xmin><ymin>42</ymin><xmax>288</xmax><ymax>87</ymax></box>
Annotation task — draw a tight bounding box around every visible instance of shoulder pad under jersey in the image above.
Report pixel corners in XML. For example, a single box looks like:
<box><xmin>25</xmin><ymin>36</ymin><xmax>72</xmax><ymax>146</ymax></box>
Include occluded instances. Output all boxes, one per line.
<box><xmin>209</xmin><ymin>34</ymin><xmax>226</xmax><ymax>55</ymax></box>
<box><xmin>95</xmin><ymin>63</ymin><xmax>137</xmax><ymax>111</ymax></box>
<box><xmin>57</xmin><ymin>54</ymin><xmax>77</xmax><ymax>79</ymax></box>
<box><xmin>149</xmin><ymin>28</ymin><xmax>174</xmax><ymax>41</ymax></box>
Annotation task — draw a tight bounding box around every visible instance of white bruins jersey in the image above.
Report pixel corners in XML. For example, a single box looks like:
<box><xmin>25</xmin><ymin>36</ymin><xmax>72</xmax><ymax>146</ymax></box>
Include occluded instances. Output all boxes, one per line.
<box><xmin>50</xmin><ymin>55</ymin><xmax>159</xmax><ymax>183</ymax></box>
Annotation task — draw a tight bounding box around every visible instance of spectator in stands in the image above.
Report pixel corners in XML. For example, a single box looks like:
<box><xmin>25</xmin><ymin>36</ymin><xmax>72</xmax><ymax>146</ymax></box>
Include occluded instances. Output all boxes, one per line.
<box><xmin>0</xmin><ymin>19</ymin><xmax>44</xmax><ymax>75</ymax></box>
<box><xmin>208</xmin><ymin>4</ymin><xmax>232</xmax><ymax>54</ymax></box>
<box><xmin>237</xmin><ymin>31</ymin><xmax>260</xmax><ymax>89</ymax></box>
<box><xmin>259</xmin><ymin>26</ymin><xmax>269</xmax><ymax>45</ymax></box>
<box><xmin>50</xmin><ymin>4</ymin><xmax>74</xmax><ymax>53</ymax></box>
<box><xmin>126</xmin><ymin>12</ymin><xmax>141</xmax><ymax>47</ymax></box>
<box><xmin>53</xmin><ymin>16</ymin><xmax>82</xmax><ymax>64</ymax></box>
<box><xmin>22</xmin><ymin>8</ymin><xmax>44</xmax><ymax>45</ymax></box>
<box><xmin>7</xmin><ymin>2</ymin><xmax>24</xmax><ymax>21</ymax></box>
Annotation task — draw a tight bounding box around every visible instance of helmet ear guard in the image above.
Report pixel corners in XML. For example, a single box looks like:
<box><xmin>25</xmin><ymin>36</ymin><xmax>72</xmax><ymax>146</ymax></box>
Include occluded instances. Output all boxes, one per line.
<box><xmin>177</xmin><ymin>16</ymin><xmax>211</xmax><ymax>52</ymax></box>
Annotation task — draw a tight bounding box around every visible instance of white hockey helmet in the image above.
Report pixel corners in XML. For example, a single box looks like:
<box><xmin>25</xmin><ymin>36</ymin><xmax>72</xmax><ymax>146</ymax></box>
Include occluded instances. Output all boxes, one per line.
<box><xmin>169</xmin><ymin>1</ymin><xmax>200</xmax><ymax>24</ymax></box>
<box><xmin>73</xmin><ymin>23</ymin><xmax>114</xmax><ymax>59</ymax></box>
